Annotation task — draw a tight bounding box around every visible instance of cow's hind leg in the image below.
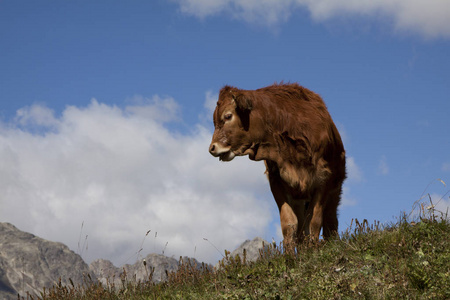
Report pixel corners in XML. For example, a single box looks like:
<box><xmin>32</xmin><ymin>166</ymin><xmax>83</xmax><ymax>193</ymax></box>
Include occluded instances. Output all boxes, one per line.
<box><xmin>305</xmin><ymin>189</ymin><xmax>329</xmax><ymax>241</ymax></box>
<box><xmin>293</xmin><ymin>199</ymin><xmax>309</xmax><ymax>244</ymax></box>
<box><xmin>322</xmin><ymin>186</ymin><xmax>342</xmax><ymax>239</ymax></box>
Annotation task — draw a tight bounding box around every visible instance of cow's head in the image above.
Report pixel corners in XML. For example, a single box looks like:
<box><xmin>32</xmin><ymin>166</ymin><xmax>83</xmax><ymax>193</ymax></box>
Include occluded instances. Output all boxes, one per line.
<box><xmin>209</xmin><ymin>86</ymin><xmax>254</xmax><ymax>161</ymax></box>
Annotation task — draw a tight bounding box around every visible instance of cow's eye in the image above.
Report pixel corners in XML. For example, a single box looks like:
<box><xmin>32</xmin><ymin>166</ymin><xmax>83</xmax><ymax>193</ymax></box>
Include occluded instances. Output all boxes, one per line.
<box><xmin>224</xmin><ymin>113</ymin><xmax>232</xmax><ymax>121</ymax></box>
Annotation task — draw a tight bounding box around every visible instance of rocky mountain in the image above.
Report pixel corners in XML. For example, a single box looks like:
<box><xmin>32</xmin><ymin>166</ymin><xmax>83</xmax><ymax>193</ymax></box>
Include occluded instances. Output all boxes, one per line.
<box><xmin>215</xmin><ymin>237</ymin><xmax>270</xmax><ymax>269</ymax></box>
<box><xmin>0</xmin><ymin>222</ymin><xmax>269</xmax><ymax>299</ymax></box>
<box><xmin>90</xmin><ymin>238</ymin><xmax>270</xmax><ymax>285</ymax></box>
<box><xmin>229</xmin><ymin>237</ymin><xmax>270</xmax><ymax>262</ymax></box>
<box><xmin>90</xmin><ymin>254</ymin><xmax>180</xmax><ymax>286</ymax></box>
<box><xmin>0</xmin><ymin>222</ymin><xmax>95</xmax><ymax>299</ymax></box>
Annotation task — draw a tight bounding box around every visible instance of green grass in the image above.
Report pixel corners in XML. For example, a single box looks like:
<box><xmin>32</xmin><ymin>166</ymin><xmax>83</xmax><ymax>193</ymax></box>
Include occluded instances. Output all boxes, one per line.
<box><xmin>30</xmin><ymin>204</ymin><xmax>449</xmax><ymax>300</ymax></box>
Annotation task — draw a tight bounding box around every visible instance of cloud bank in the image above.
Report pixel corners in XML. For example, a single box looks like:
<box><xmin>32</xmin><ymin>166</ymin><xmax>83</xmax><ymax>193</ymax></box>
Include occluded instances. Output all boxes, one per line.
<box><xmin>0</xmin><ymin>96</ymin><xmax>273</xmax><ymax>265</ymax></box>
<box><xmin>174</xmin><ymin>0</ymin><xmax>450</xmax><ymax>38</ymax></box>
<box><xmin>0</xmin><ymin>94</ymin><xmax>364</xmax><ymax>266</ymax></box>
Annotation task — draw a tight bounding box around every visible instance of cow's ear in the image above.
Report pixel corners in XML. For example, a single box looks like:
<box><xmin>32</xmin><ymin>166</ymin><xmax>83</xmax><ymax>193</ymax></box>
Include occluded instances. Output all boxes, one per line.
<box><xmin>231</xmin><ymin>93</ymin><xmax>251</xmax><ymax>131</ymax></box>
<box><xmin>232</xmin><ymin>93</ymin><xmax>252</xmax><ymax>111</ymax></box>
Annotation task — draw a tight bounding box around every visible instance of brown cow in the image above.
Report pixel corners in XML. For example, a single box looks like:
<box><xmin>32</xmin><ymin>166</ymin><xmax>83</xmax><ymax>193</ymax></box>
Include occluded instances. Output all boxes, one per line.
<box><xmin>209</xmin><ymin>83</ymin><xmax>346</xmax><ymax>253</ymax></box>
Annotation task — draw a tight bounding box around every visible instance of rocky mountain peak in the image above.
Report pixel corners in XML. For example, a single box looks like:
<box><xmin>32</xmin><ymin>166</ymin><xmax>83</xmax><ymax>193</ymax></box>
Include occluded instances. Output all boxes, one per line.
<box><xmin>0</xmin><ymin>222</ymin><xmax>94</xmax><ymax>299</ymax></box>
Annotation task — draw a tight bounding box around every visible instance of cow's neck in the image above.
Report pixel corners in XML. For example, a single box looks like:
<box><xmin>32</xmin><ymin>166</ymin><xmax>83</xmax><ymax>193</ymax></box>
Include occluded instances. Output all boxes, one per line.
<box><xmin>249</xmin><ymin>138</ymin><xmax>315</xmax><ymax>193</ymax></box>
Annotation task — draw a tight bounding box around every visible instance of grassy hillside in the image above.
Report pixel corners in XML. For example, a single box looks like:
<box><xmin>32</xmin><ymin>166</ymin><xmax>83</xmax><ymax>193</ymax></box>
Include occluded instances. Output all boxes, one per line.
<box><xmin>36</xmin><ymin>204</ymin><xmax>449</xmax><ymax>300</ymax></box>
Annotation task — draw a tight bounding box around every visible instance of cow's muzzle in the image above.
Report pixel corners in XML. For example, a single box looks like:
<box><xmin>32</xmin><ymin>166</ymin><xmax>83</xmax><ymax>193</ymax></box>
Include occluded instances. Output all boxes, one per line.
<box><xmin>209</xmin><ymin>143</ymin><xmax>235</xmax><ymax>161</ymax></box>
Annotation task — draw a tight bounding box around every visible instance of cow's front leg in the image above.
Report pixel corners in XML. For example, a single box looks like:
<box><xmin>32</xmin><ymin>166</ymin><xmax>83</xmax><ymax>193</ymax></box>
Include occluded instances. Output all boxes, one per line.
<box><xmin>322</xmin><ymin>185</ymin><xmax>342</xmax><ymax>239</ymax></box>
<box><xmin>265</xmin><ymin>161</ymin><xmax>298</xmax><ymax>254</ymax></box>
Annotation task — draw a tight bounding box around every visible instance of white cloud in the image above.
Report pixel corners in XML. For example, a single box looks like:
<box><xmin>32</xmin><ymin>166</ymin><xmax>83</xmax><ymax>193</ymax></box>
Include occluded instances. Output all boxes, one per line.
<box><xmin>203</xmin><ymin>90</ymin><xmax>218</xmax><ymax>115</ymax></box>
<box><xmin>378</xmin><ymin>155</ymin><xmax>389</xmax><ymax>175</ymax></box>
<box><xmin>173</xmin><ymin>0</ymin><xmax>450</xmax><ymax>38</ymax></box>
<box><xmin>340</xmin><ymin>156</ymin><xmax>362</xmax><ymax>207</ymax></box>
<box><xmin>175</xmin><ymin>0</ymin><xmax>229</xmax><ymax>18</ymax></box>
<box><xmin>416</xmin><ymin>193</ymin><xmax>450</xmax><ymax>220</ymax></box>
<box><xmin>341</xmin><ymin>185</ymin><xmax>357</xmax><ymax>207</ymax></box>
<box><xmin>431</xmin><ymin>193</ymin><xmax>450</xmax><ymax>219</ymax></box>
<box><xmin>346</xmin><ymin>156</ymin><xmax>363</xmax><ymax>183</ymax></box>
<box><xmin>15</xmin><ymin>104</ymin><xmax>60</xmax><ymax>129</ymax></box>
<box><xmin>125</xmin><ymin>95</ymin><xmax>181</xmax><ymax>123</ymax></box>
<box><xmin>0</xmin><ymin>97</ymin><xmax>272</xmax><ymax>266</ymax></box>
<box><xmin>174</xmin><ymin>0</ymin><xmax>293</xmax><ymax>26</ymax></box>
<box><xmin>301</xmin><ymin>0</ymin><xmax>450</xmax><ymax>39</ymax></box>
<box><xmin>198</xmin><ymin>90</ymin><xmax>218</xmax><ymax>124</ymax></box>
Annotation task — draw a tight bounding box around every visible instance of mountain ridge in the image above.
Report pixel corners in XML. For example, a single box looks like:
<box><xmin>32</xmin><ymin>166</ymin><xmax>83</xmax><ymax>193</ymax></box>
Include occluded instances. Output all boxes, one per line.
<box><xmin>0</xmin><ymin>222</ymin><xmax>267</xmax><ymax>299</ymax></box>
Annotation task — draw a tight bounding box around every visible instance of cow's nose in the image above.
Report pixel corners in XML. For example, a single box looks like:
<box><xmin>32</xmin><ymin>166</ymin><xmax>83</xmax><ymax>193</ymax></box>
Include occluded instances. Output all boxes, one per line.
<box><xmin>209</xmin><ymin>143</ymin><xmax>217</xmax><ymax>155</ymax></box>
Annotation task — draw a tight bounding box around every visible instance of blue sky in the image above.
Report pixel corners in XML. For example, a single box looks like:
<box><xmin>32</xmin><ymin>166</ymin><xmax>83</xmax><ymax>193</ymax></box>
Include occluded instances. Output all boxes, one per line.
<box><xmin>1</xmin><ymin>1</ymin><xmax>449</xmax><ymax>266</ymax></box>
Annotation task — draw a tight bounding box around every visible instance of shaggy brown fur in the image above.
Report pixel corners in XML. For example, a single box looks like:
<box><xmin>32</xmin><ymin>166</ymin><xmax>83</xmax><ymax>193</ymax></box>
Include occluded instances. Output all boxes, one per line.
<box><xmin>209</xmin><ymin>83</ymin><xmax>346</xmax><ymax>252</ymax></box>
